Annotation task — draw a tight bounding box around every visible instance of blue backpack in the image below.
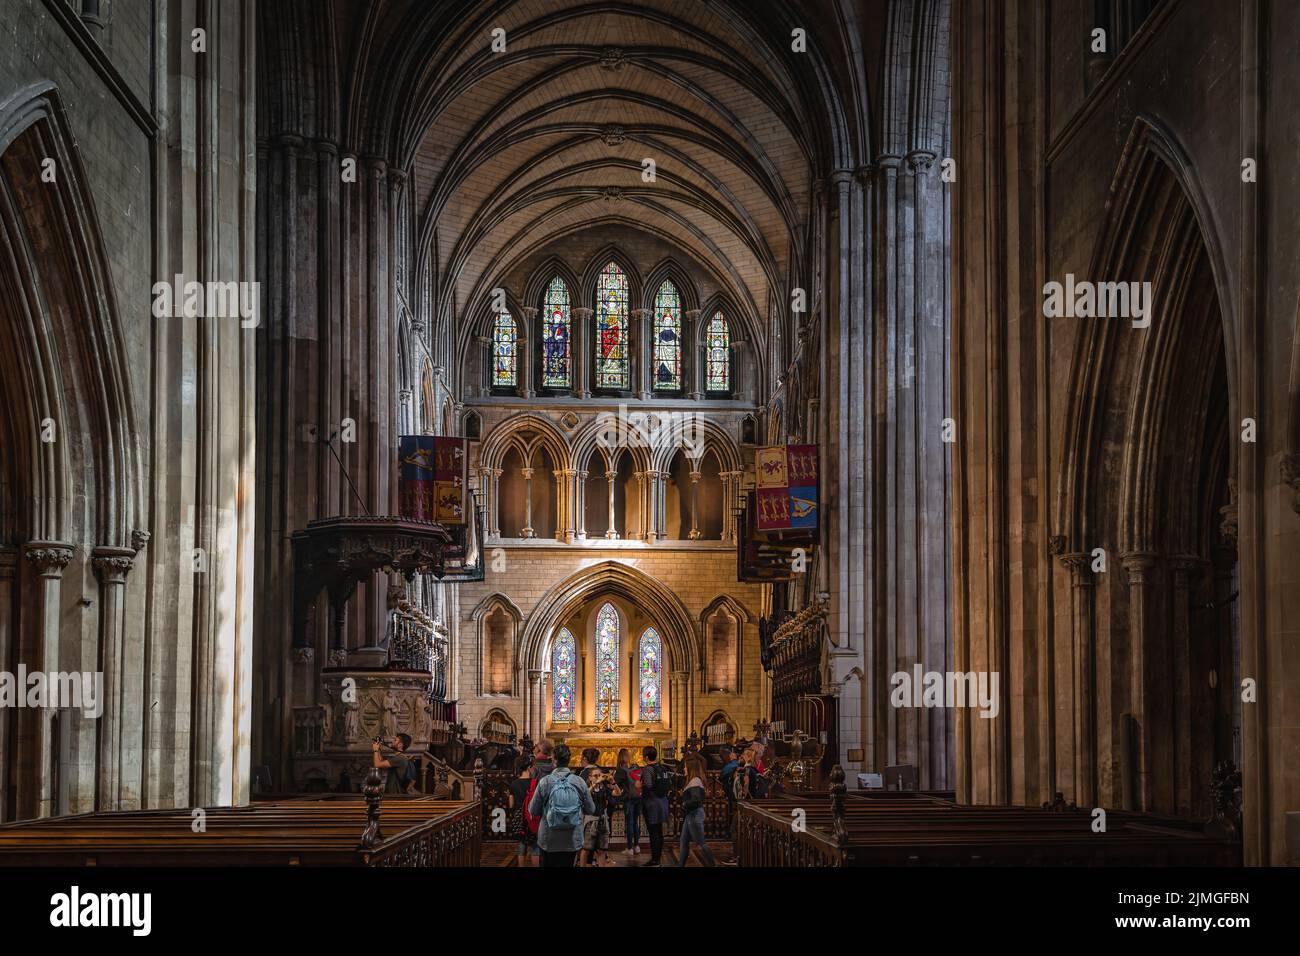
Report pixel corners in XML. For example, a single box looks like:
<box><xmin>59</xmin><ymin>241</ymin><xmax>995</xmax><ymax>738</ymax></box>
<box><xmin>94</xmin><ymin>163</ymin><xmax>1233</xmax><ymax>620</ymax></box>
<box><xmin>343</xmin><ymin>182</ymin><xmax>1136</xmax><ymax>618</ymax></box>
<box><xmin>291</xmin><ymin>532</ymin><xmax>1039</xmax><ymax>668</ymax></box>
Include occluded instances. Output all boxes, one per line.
<box><xmin>545</xmin><ymin>771</ymin><xmax>584</xmax><ymax>829</ymax></box>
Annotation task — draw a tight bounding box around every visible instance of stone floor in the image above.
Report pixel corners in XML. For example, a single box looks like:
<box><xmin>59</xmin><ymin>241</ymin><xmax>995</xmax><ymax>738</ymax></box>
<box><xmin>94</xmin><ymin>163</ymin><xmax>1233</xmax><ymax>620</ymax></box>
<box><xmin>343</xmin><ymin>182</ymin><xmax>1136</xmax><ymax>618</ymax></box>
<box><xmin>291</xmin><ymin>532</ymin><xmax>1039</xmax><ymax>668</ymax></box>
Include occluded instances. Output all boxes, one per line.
<box><xmin>481</xmin><ymin>839</ymin><xmax>737</xmax><ymax>867</ymax></box>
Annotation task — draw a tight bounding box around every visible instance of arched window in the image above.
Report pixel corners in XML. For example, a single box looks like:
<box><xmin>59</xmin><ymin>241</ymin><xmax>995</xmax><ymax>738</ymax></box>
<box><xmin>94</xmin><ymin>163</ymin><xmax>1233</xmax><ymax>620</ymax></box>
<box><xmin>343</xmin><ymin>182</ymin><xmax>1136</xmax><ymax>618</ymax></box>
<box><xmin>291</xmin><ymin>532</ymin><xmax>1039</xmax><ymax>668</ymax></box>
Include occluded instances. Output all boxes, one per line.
<box><xmin>638</xmin><ymin>627</ymin><xmax>663</xmax><ymax>722</ymax></box>
<box><xmin>652</xmin><ymin>280</ymin><xmax>682</xmax><ymax>392</ymax></box>
<box><xmin>595</xmin><ymin>602</ymin><xmax>620</xmax><ymax>722</ymax></box>
<box><xmin>492</xmin><ymin>310</ymin><xmax>517</xmax><ymax>388</ymax></box>
<box><xmin>552</xmin><ymin>627</ymin><xmax>576</xmax><ymax>723</ymax></box>
<box><xmin>594</xmin><ymin>262</ymin><xmax>629</xmax><ymax>391</ymax></box>
<box><xmin>541</xmin><ymin>276</ymin><xmax>571</xmax><ymax>389</ymax></box>
<box><xmin>705</xmin><ymin>311</ymin><xmax>730</xmax><ymax>394</ymax></box>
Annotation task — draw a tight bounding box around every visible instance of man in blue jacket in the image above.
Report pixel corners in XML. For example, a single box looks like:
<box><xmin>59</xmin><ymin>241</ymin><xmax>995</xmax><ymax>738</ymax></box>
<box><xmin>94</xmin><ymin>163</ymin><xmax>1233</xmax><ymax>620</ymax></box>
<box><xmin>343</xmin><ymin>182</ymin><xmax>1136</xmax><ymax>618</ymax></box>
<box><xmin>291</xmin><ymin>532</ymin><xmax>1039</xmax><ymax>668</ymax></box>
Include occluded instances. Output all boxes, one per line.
<box><xmin>528</xmin><ymin>743</ymin><xmax>595</xmax><ymax>867</ymax></box>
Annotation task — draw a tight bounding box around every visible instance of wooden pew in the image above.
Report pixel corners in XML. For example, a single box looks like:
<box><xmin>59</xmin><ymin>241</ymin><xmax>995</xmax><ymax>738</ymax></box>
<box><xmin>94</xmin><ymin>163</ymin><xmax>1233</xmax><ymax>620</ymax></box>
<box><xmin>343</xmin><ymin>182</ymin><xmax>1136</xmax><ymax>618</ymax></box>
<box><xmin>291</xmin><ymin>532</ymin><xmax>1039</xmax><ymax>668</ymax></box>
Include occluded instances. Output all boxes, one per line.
<box><xmin>734</xmin><ymin>778</ymin><xmax>1240</xmax><ymax>866</ymax></box>
<box><xmin>0</xmin><ymin>793</ymin><xmax>480</xmax><ymax>866</ymax></box>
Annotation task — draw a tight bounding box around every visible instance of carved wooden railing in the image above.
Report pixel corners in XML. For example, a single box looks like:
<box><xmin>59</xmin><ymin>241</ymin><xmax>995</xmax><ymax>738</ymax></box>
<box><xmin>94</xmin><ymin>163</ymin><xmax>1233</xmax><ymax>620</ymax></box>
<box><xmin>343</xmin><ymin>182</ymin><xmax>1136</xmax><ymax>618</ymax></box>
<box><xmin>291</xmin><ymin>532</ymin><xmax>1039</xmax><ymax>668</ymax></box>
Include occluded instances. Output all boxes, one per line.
<box><xmin>734</xmin><ymin>801</ymin><xmax>846</xmax><ymax>867</ymax></box>
<box><xmin>362</xmin><ymin>802</ymin><xmax>482</xmax><ymax>867</ymax></box>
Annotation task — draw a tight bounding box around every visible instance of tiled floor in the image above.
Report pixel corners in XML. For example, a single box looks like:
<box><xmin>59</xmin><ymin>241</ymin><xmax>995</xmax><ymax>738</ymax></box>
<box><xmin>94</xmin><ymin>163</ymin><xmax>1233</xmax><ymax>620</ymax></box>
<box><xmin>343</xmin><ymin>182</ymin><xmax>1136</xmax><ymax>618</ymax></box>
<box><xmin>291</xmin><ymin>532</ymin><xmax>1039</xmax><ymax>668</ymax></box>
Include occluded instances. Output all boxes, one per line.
<box><xmin>481</xmin><ymin>840</ymin><xmax>737</xmax><ymax>867</ymax></box>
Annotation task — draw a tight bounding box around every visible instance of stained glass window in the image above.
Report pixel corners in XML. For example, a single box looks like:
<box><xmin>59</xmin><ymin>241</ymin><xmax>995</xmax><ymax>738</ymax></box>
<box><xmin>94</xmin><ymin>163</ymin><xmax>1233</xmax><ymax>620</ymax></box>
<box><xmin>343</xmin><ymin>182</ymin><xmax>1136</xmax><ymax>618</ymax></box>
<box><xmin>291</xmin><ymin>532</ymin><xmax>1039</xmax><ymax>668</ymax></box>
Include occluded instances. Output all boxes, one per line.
<box><xmin>595</xmin><ymin>262</ymin><xmax>629</xmax><ymax>390</ymax></box>
<box><xmin>705</xmin><ymin>311</ymin><xmax>730</xmax><ymax>393</ymax></box>
<box><xmin>638</xmin><ymin>627</ymin><xmax>662</xmax><ymax>722</ymax></box>
<box><xmin>492</xmin><ymin>310</ymin><xmax>517</xmax><ymax>387</ymax></box>
<box><xmin>542</xmin><ymin>276</ymin><xmax>571</xmax><ymax>388</ymax></box>
<box><xmin>552</xmin><ymin>627</ymin><xmax>576</xmax><ymax>723</ymax></box>
<box><xmin>653</xmin><ymin>281</ymin><xmax>682</xmax><ymax>391</ymax></box>
<box><xmin>595</xmin><ymin>602</ymin><xmax>620</xmax><ymax>723</ymax></box>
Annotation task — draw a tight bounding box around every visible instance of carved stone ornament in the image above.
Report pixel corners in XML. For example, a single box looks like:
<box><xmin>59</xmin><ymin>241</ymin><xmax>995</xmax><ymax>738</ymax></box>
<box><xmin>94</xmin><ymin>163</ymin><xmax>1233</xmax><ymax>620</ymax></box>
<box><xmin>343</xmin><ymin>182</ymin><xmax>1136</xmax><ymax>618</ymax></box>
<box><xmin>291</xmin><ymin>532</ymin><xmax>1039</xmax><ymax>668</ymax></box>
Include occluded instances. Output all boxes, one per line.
<box><xmin>295</xmin><ymin>646</ymin><xmax>315</xmax><ymax>664</ymax></box>
<box><xmin>598</xmin><ymin>47</ymin><xmax>626</xmax><ymax>71</ymax></box>
<box><xmin>24</xmin><ymin>543</ymin><xmax>74</xmax><ymax>576</ymax></box>
<box><xmin>600</xmin><ymin>124</ymin><xmax>625</xmax><ymax>147</ymax></box>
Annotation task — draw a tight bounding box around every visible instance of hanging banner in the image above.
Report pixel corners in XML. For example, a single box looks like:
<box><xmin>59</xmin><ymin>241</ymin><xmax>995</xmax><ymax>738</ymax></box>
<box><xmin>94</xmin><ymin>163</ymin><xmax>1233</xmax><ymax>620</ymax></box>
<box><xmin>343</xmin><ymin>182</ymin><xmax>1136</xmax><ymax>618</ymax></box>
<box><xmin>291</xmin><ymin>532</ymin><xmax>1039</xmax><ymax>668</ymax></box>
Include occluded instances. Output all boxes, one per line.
<box><xmin>755</xmin><ymin>443</ymin><xmax>818</xmax><ymax>532</ymax></box>
<box><xmin>399</xmin><ymin>436</ymin><xmax>468</xmax><ymax>524</ymax></box>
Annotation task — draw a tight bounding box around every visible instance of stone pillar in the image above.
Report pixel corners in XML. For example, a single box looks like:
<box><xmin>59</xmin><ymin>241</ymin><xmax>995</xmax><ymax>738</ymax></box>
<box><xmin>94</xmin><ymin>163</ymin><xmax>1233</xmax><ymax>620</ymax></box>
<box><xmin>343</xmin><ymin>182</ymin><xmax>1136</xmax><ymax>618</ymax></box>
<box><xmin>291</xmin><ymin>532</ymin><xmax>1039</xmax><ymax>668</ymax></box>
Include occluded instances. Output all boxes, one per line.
<box><xmin>719</xmin><ymin>471</ymin><xmax>742</xmax><ymax>542</ymax></box>
<box><xmin>481</xmin><ymin>467</ymin><xmax>502</xmax><ymax>538</ymax></box>
<box><xmin>574</xmin><ymin>470</ymin><xmax>588</xmax><ymax>539</ymax></box>
<box><xmin>572</xmin><ymin>308</ymin><xmax>593</xmax><ymax>398</ymax></box>
<box><xmin>397</xmin><ymin>388</ymin><xmax>413</xmax><ymax>434</ymax></box>
<box><xmin>1170</xmin><ymin>556</ymin><xmax>1205</xmax><ymax>816</ymax></box>
<box><xmin>527</xmin><ymin>670</ymin><xmax>543</xmax><ymax>738</ymax></box>
<box><xmin>92</xmin><ymin>547</ymin><xmax>135</xmax><ymax>810</ymax></box>
<box><xmin>520</xmin><ymin>306</ymin><xmax>538</xmax><ymax>397</ymax></box>
<box><xmin>605</xmin><ymin>471</ymin><xmax>619</xmax><ymax>538</ymax></box>
<box><xmin>520</xmin><ymin>467</ymin><xmax>535</xmax><ymax>538</ymax></box>
<box><xmin>79</xmin><ymin>0</ymin><xmax>105</xmax><ymax>39</ymax></box>
<box><xmin>684</xmin><ymin>309</ymin><xmax>702</xmax><ymax>398</ymax></box>
<box><xmin>1060</xmin><ymin>552</ymin><xmax>1096</xmax><ymax>808</ymax></box>
<box><xmin>632</xmin><ymin>308</ymin><xmax>652</xmax><ymax>399</ymax></box>
<box><xmin>671</xmin><ymin>670</ymin><xmax>690</xmax><ymax>748</ymax></box>
<box><xmin>0</xmin><ymin>549</ymin><xmax>17</xmax><ymax>821</ymax></box>
<box><xmin>556</xmin><ymin>468</ymin><xmax>575</xmax><ymax>542</ymax></box>
<box><xmin>1121</xmin><ymin>552</ymin><xmax>1158</xmax><ymax>811</ymax></box>
<box><xmin>476</xmin><ymin>335</ymin><xmax>492</xmax><ymax>396</ymax></box>
<box><xmin>687</xmin><ymin>470</ymin><xmax>702</xmax><ymax>539</ymax></box>
<box><xmin>23</xmin><ymin>543</ymin><xmax>73</xmax><ymax>818</ymax></box>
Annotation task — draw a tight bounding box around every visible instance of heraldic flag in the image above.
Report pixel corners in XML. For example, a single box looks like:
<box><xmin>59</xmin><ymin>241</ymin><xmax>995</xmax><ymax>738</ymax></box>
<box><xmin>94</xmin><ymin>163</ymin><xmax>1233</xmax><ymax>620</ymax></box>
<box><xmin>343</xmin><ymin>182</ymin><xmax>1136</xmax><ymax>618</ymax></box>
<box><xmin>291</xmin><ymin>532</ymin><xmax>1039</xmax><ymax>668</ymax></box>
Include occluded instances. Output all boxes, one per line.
<box><xmin>754</xmin><ymin>443</ymin><xmax>818</xmax><ymax>532</ymax></box>
<box><xmin>398</xmin><ymin>435</ymin><xmax>468</xmax><ymax>524</ymax></box>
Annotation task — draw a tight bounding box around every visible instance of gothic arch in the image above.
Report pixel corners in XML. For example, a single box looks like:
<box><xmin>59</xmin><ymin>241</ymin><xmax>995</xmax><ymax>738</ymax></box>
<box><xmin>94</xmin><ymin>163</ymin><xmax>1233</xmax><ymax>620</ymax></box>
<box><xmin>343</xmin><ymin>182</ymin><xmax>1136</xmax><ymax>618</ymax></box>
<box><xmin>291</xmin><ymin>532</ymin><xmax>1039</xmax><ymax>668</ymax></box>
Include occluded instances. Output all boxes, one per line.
<box><xmin>1056</xmin><ymin>116</ymin><xmax>1236</xmax><ymax>554</ymax></box>
<box><xmin>470</xmin><ymin>593</ymin><xmax>523</xmax><ymax>697</ymax></box>
<box><xmin>521</xmin><ymin>561</ymin><xmax>699</xmax><ymax>675</ymax></box>
<box><xmin>649</xmin><ymin>416</ymin><xmax>742</xmax><ymax>472</ymax></box>
<box><xmin>580</xmin><ymin>244</ymin><xmax>643</xmax><ymax>306</ymax></box>
<box><xmin>642</xmin><ymin>257</ymin><xmax>700</xmax><ymax>313</ymax></box>
<box><xmin>0</xmin><ymin>81</ymin><xmax>140</xmax><ymax>547</ymax></box>
<box><xmin>478</xmin><ymin>412</ymin><xmax>573</xmax><ymax>472</ymax></box>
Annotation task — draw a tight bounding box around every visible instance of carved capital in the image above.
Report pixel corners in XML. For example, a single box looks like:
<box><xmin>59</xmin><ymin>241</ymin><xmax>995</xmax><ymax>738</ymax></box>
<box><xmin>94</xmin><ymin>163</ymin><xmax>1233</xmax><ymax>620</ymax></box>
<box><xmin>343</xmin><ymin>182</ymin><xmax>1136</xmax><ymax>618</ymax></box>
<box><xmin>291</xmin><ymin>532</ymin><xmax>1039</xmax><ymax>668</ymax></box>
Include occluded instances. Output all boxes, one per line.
<box><xmin>599</xmin><ymin>124</ymin><xmax>626</xmax><ymax>146</ymax></box>
<box><xmin>295</xmin><ymin>646</ymin><xmax>315</xmax><ymax>664</ymax></box>
<box><xmin>91</xmin><ymin>547</ymin><xmax>135</xmax><ymax>585</ymax></box>
<box><xmin>327</xmin><ymin>648</ymin><xmax>348</xmax><ymax>668</ymax></box>
<box><xmin>573</xmin><ymin>307</ymin><xmax>594</xmax><ymax>320</ymax></box>
<box><xmin>1120</xmin><ymin>551</ymin><xmax>1158</xmax><ymax>585</ymax></box>
<box><xmin>24</xmin><ymin>542</ymin><xmax>74</xmax><ymax>577</ymax></box>
<box><xmin>906</xmin><ymin>150</ymin><xmax>937</xmax><ymax>174</ymax></box>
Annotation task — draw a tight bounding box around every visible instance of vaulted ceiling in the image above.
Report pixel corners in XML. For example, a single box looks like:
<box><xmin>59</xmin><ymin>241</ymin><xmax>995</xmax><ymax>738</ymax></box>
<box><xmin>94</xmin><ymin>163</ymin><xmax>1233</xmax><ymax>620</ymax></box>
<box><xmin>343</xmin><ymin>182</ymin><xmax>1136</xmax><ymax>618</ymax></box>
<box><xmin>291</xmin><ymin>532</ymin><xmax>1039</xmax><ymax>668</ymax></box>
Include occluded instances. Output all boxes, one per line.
<box><xmin>260</xmin><ymin>0</ymin><xmax>887</xmax><ymax>380</ymax></box>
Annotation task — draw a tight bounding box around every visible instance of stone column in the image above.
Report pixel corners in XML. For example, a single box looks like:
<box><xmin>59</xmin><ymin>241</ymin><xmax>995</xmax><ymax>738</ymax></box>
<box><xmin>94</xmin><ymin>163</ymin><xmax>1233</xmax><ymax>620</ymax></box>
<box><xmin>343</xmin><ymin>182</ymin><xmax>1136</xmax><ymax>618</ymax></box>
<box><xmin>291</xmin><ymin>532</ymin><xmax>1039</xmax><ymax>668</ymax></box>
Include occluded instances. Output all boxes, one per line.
<box><xmin>719</xmin><ymin>471</ymin><xmax>742</xmax><ymax>542</ymax></box>
<box><xmin>1060</xmin><ymin>552</ymin><xmax>1096</xmax><ymax>808</ymax></box>
<box><xmin>0</xmin><ymin>549</ymin><xmax>17</xmax><ymax>821</ymax></box>
<box><xmin>397</xmin><ymin>388</ymin><xmax>413</xmax><ymax>434</ymax></box>
<box><xmin>1121</xmin><ymin>552</ymin><xmax>1158</xmax><ymax>810</ymax></box>
<box><xmin>520</xmin><ymin>306</ymin><xmax>538</xmax><ymax>397</ymax></box>
<box><xmin>684</xmin><ymin>309</ymin><xmax>702</xmax><ymax>398</ymax></box>
<box><xmin>527</xmin><ymin>670</ymin><xmax>544</xmax><ymax>738</ymax></box>
<box><xmin>1170</xmin><ymin>555</ymin><xmax>1205</xmax><ymax>816</ymax></box>
<box><xmin>574</xmin><ymin>470</ymin><xmax>588</xmax><ymax>539</ymax></box>
<box><xmin>605</xmin><ymin>470</ymin><xmax>619</xmax><ymax>538</ymax></box>
<box><xmin>23</xmin><ymin>543</ymin><xmax>73</xmax><ymax>818</ymax></box>
<box><xmin>92</xmin><ymin>547</ymin><xmax>135</xmax><ymax>810</ymax></box>
<box><xmin>572</xmin><ymin>308</ymin><xmax>593</xmax><ymax>398</ymax></box>
<box><xmin>671</xmin><ymin>670</ymin><xmax>690</xmax><ymax>748</ymax></box>
<box><xmin>632</xmin><ymin>308</ymin><xmax>652</xmax><ymax>399</ymax></box>
<box><xmin>687</xmin><ymin>469</ymin><xmax>702</xmax><ymax>539</ymax></box>
<box><xmin>556</xmin><ymin>468</ymin><xmax>575</xmax><ymax>542</ymax></box>
<box><xmin>475</xmin><ymin>334</ymin><xmax>492</xmax><ymax>396</ymax></box>
<box><xmin>520</xmin><ymin>467</ymin><xmax>535</xmax><ymax>538</ymax></box>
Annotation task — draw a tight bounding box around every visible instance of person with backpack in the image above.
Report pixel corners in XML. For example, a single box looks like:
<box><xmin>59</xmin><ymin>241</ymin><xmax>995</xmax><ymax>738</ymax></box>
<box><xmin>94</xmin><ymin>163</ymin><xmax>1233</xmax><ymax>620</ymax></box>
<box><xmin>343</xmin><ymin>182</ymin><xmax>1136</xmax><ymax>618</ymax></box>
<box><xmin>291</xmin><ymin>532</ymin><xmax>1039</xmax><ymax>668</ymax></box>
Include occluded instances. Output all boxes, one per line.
<box><xmin>522</xmin><ymin>740</ymin><xmax>556</xmax><ymax>849</ymax></box>
<box><xmin>613</xmin><ymin>748</ymin><xmax>643</xmax><ymax>856</ymax></box>
<box><xmin>638</xmin><ymin>746</ymin><xmax>674</xmax><ymax>867</ymax></box>
<box><xmin>674</xmin><ymin>754</ymin><xmax>717</xmax><ymax>867</ymax></box>
<box><xmin>527</xmin><ymin>743</ymin><xmax>595</xmax><ymax>867</ymax></box>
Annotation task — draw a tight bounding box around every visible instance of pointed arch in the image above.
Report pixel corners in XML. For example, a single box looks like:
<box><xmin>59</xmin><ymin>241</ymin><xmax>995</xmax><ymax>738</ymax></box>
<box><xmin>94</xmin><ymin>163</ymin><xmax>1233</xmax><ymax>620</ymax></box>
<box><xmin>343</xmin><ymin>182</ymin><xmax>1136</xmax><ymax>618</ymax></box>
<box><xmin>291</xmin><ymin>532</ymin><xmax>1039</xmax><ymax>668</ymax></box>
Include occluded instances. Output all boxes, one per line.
<box><xmin>478</xmin><ymin>412</ymin><xmax>573</xmax><ymax>472</ymax></box>
<box><xmin>521</xmin><ymin>561</ymin><xmax>699</xmax><ymax>675</ymax></box>
<box><xmin>637</xmin><ymin>626</ymin><xmax>664</xmax><ymax>722</ymax></box>
<box><xmin>0</xmin><ymin>82</ymin><xmax>141</xmax><ymax>546</ymax></box>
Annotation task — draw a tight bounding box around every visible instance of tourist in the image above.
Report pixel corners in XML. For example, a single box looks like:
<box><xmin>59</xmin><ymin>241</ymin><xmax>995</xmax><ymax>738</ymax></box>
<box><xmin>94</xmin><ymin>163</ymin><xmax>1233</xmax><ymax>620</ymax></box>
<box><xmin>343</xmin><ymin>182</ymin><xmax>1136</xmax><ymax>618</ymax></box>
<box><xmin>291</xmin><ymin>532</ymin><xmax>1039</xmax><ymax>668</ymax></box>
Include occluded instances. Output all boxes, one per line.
<box><xmin>371</xmin><ymin>733</ymin><xmax>415</xmax><ymax>795</ymax></box>
<box><xmin>718</xmin><ymin>746</ymin><xmax>738</xmax><ymax>835</ymax></box>
<box><xmin>532</xmin><ymin>738</ymin><xmax>556</xmax><ymax>778</ymax></box>
<box><xmin>639</xmin><ymin>745</ymin><xmax>673</xmax><ymax>866</ymax></box>
<box><xmin>675</xmin><ymin>754</ymin><xmax>716</xmax><ymax>867</ymax></box>
<box><xmin>578</xmin><ymin>748</ymin><xmax>617</xmax><ymax>867</ymax></box>
<box><xmin>509</xmin><ymin>753</ymin><xmax>537</xmax><ymax>866</ymax></box>
<box><xmin>527</xmin><ymin>743</ymin><xmax>595</xmax><ymax>868</ymax></box>
<box><xmin>614</xmin><ymin>748</ymin><xmax>643</xmax><ymax>855</ymax></box>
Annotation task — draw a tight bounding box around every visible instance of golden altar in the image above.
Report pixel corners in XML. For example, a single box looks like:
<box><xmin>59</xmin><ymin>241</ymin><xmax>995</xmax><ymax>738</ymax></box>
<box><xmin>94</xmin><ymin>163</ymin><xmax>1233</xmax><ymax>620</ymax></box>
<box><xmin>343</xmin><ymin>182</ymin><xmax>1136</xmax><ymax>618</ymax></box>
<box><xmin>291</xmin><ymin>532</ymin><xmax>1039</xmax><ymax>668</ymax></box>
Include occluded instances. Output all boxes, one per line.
<box><xmin>552</xmin><ymin>731</ymin><xmax>663</xmax><ymax>768</ymax></box>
